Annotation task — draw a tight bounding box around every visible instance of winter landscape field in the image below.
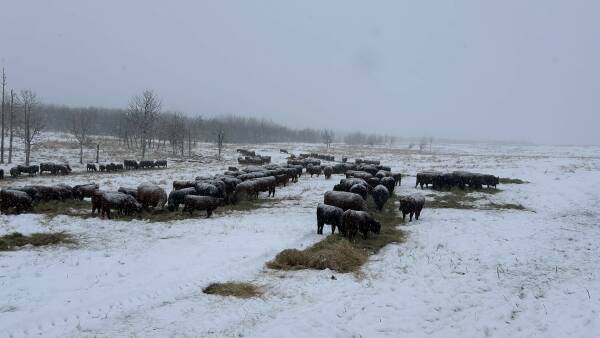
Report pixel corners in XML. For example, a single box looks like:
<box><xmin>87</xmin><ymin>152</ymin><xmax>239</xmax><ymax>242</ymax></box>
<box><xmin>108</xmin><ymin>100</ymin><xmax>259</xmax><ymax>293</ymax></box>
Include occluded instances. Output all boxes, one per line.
<box><xmin>2</xmin><ymin>2</ymin><xmax>599</xmax><ymax>337</ymax></box>
<box><xmin>1</xmin><ymin>135</ymin><xmax>599</xmax><ymax>338</ymax></box>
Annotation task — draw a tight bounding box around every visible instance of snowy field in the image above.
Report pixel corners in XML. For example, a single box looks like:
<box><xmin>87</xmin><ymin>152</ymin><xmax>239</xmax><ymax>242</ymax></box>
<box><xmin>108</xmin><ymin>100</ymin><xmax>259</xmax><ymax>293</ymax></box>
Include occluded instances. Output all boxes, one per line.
<box><xmin>1</xmin><ymin>136</ymin><xmax>600</xmax><ymax>337</ymax></box>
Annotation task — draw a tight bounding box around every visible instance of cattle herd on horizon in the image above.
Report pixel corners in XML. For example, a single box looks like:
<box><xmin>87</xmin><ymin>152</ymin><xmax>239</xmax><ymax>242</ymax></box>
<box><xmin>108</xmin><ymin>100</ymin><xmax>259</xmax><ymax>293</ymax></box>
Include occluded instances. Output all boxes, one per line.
<box><xmin>237</xmin><ymin>149</ymin><xmax>272</xmax><ymax>165</ymax></box>
<box><xmin>0</xmin><ymin>159</ymin><xmax>168</xmax><ymax>179</ymax></box>
<box><xmin>0</xmin><ymin>149</ymin><xmax>501</xmax><ymax>242</ymax></box>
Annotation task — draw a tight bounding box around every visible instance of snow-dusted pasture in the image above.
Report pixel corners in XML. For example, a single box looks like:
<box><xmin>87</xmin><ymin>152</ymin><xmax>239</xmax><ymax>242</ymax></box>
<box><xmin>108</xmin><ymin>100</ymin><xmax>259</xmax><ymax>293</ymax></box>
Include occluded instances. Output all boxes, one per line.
<box><xmin>1</xmin><ymin>137</ymin><xmax>600</xmax><ymax>337</ymax></box>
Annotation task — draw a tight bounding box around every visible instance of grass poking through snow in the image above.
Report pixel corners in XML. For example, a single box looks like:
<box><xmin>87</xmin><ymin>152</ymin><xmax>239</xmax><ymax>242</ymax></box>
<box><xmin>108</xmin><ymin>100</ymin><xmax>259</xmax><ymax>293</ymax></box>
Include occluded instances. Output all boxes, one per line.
<box><xmin>266</xmin><ymin>238</ymin><xmax>368</xmax><ymax>273</ymax></box>
<box><xmin>203</xmin><ymin>282</ymin><xmax>262</xmax><ymax>299</ymax></box>
<box><xmin>29</xmin><ymin>196</ymin><xmax>282</xmax><ymax>223</ymax></box>
<box><xmin>487</xmin><ymin>202</ymin><xmax>527</xmax><ymax>210</ymax></box>
<box><xmin>0</xmin><ymin>232</ymin><xmax>76</xmax><ymax>251</ymax></box>
<box><xmin>426</xmin><ymin>188</ymin><xmax>527</xmax><ymax>210</ymax></box>
<box><xmin>499</xmin><ymin>177</ymin><xmax>528</xmax><ymax>184</ymax></box>
<box><xmin>267</xmin><ymin>194</ymin><xmax>405</xmax><ymax>273</ymax></box>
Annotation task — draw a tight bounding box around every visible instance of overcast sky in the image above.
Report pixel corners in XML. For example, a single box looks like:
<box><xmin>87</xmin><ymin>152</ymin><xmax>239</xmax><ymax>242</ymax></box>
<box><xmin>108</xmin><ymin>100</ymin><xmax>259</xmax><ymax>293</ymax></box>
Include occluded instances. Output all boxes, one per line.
<box><xmin>1</xmin><ymin>1</ymin><xmax>599</xmax><ymax>145</ymax></box>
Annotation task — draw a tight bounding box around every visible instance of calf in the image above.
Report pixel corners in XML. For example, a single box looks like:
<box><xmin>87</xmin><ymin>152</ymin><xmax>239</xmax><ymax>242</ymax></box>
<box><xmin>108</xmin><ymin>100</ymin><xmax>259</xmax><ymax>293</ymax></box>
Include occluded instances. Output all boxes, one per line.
<box><xmin>323</xmin><ymin>166</ymin><xmax>333</xmax><ymax>179</ymax></box>
<box><xmin>399</xmin><ymin>194</ymin><xmax>425</xmax><ymax>222</ymax></box>
<box><xmin>167</xmin><ymin>187</ymin><xmax>197</xmax><ymax>211</ymax></box>
<box><xmin>316</xmin><ymin>203</ymin><xmax>344</xmax><ymax>234</ymax></box>
<box><xmin>233</xmin><ymin>180</ymin><xmax>258</xmax><ymax>201</ymax></box>
<box><xmin>137</xmin><ymin>183</ymin><xmax>167</xmax><ymax>210</ymax></box>
<box><xmin>100</xmin><ymin>192</ymin><xmax>142</xmax><ymax>219</ymax></box>
<box><xmin>380</xmin><ymin>176</ymin><xmax>396</xmax><ymax>194</ymax></box>
<box><xmin>182</xmin><ymin>195</ymin><xmax>223</xmax><ymax>218</ymax></box>
<box><xmin>9</xmin><ymin>166</ymin><xmax>20</xmax><ymax>177</ymax></box>
<box><xmin>253</xmin><ymin>176</ymin><xmax>277</xmax><ymax>197</ymax></box>
<box><xmin>481</xmin><ymin>174</ymin><xmax>499</xmax><ymax>189</ymax></box>
<box><xmin>73</xmin><ymin>183</ymin><xmax>99</xmax><ymax>200</ymax></box>
<box><xmin>341</xmin><ymin>210</ymin><xmax>381</xmax><ymax>240</ymax></box>
<box><xmin>0</xmin><ymin>189</ymin><xmax>33</xmax><ymax>214</ymax></box>
<box><xmin>91</xmin><ymin>190</ymin><xmax>105</xmax><ymax>214</ymax></box>
<box><xmin>24</xmin><ymin>165</ymin><xmax>40</xmax><ymax>176</ymax></box>
<box><xmin>87</xmin><ymin>163</ymin><xmax>97</xmax><ymax>172</ymax></box>
<box><xmin>324</xmin><ymin>191</ymin><xmax>367</xmax><ymax>211</ymax></box>
<box><xmin>40</xmin><ymin>162</ymin><xmax>55</xmax><ymax>175</ymax></box>
<box><xmin>416</xmin><ymin>171</ymin><xmax>440</xmax><ymax>189</ymax></box>
<box><xmin>275</xmin><ymin>174</ymin><xmax>289</xmax><ymax>187</ymax></box>
<box><xmin>214</xmin><ymin>176</ymin><xmax>242</xmax><ymax>203</ymax></box>
<box><xmin>372</xmin><ymin>185</ymin><xmax>390</xmax><ymax>211</ymax></box>
<box><xmin>307</xmin><ymin>164</ymin><xmax>322</xmax><ymax>177</ymax></box>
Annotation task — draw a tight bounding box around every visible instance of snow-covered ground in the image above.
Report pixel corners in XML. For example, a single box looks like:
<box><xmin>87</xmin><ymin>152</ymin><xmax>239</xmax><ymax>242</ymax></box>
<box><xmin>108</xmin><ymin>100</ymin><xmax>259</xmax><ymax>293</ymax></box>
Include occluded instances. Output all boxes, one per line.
<box><xmin>1</xmin><ymin>138</ymin><xmax>600</xmax><ymax>337</ymax></box>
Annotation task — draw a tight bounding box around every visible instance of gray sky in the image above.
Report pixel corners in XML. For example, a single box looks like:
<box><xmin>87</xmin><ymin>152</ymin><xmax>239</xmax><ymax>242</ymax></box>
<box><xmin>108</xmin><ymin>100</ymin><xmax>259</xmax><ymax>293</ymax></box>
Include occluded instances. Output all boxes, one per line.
<box><xmin>1</xmin><ymin>1</ymin><xmax>599</xmax><ymax>145</ymax></box>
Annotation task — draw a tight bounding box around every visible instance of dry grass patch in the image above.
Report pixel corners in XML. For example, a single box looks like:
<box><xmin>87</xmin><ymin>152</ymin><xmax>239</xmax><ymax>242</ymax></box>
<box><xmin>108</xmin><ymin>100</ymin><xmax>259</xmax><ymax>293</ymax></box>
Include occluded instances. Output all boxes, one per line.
<box><xmin>203</xmin><ymin>282</ymin><xmax>261</xmax><ymax>299</ymax></box>
<box><xmin>267</xmin><ymin>194</ymin><xmax>405</xmax><ymax>273</ymax></box>
<box><xmin>266</xmin><ymin>237</ymin><xmax>368</xmax><ymax>273</ymax></box>
<box><xmin>499</xmin><ymin>177</ymin><xmax>528</xmax><ymax>184</ymax></box>
<box><xmin>29</xmin><ymin>197</ymin><xmax>278</xmax><ymax>223</ymax></box>
<box><xmin>427</xmin><ymin>189</ymin><xmax>527</xmax><ymax>211</ymax></box>
<box><xmin>488</xmin><ymin>202</ymin><xmax>527</xmax><ymax>210</ymax></box>
<box><xmin>33</xmin><ymin>199</ymin><xmax>93</xmax><ymax>218</ymax></box>
<box><xmin>426</xmin><ymin>191</ymin><xmax>479</xmax><ymax>209</ymax></box>
<box><xmin>0</xmin><ymin>232</ymin><xmax>75</xmax><ymax>251</ymax></box>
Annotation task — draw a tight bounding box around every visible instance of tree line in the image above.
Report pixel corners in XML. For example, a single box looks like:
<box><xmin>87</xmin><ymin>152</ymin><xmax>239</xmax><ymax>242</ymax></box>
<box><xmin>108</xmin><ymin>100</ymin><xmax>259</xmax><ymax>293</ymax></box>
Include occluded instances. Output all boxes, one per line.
<box><xmin>1</xmin><ymin>69</ymin><xmax>401</xmax><ymax>165</ymax></box>
<box><xmin>1</xmin><ymin>68</ymin><xmax>44</xmax><ymax>165</ymax></box>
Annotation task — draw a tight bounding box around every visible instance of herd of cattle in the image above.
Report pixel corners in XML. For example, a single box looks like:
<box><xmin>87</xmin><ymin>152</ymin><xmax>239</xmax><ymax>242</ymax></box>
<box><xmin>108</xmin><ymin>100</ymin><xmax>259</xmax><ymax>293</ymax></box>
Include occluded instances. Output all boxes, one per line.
<box><xmin>0</xmin><ymin>151</ymin><xmax>501</xmax><ymax>243</ymax></box>
<box><xmin>237</xmin><ymin>149</ymin><xmax>272</xmax><ymax>165</ymax></box>
<box><xmin>0</xmin><ymin>162</ymin><xmax>304</xmax><ymax>218</ymax></box>
<box><xmin>316</xmin><ymin>160</ymin><xmax>425</xmax><ymax>240</ymax></box>
<box><xmin>0</xmin><ymin>164</ymin><xmax>63</xmax><ymax>179</ymax></box>
<box><xmin>416</xmin><ymin>171</ymin><xmax>499</xmax><ymax>190</ymax></box>
<box><xmin>87</xmin><ymin>159</ymin><xmax>168</xmax><ymax>172</ymax></box>
<box><xmin>0</xmin><ymin>159</ymin><xmax>168</xmax><ymax>180</ymax></box>
<box><xmin>299</xmin><ymin>153</ymin><xmax>335</xmax><ymax>162</ymax></box>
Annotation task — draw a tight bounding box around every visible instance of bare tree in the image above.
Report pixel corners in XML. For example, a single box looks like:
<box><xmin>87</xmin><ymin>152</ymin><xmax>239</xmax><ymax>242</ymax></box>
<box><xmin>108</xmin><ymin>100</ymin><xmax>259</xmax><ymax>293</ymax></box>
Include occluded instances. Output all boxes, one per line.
<box><xmin>419</xmin><ymin>137</ymin><xmax>428</xmax><ymax>152</ymax></box>
<box><xmin>128</xmin><ymin>90</ymin><xmax>161</xmax><ymax>159</ymax></box>
<box><xmin>187</xmin><ymin>117</ymin><xmax>202</xmax><ymax>157</ymax></box>
<box><xmin>192</xmin><ymin>116</ymin><xmax>203</xmax><ymax>146</ymax></box>
<box><xmin>322</xmin><ymin>129</ymin><xmax>334</xmax><ymax>148</ymax></box>
<box><xmin>8</xmin><ymin>90</ymin><xmax>15</xmax><ymax>163</ymax></box>
<box><xmin>17</xmin><ymin>89</ymin><xmax>44</xmax><ymax>165</ymax></box>
<box><xmin>165</xmin><ymin>112</ymin><xmax>185</xmax><ymax>156</ymax></box>
<box><xmin>187</xmin><ymin>125</ymin><xmax>192</xmax><ymax>157</ymax></box>
<box><xmin>68</xmin><ymin>109</ymin><xmax>96</xmax><ymax>164</ymax></box>
<box><xmin>385</xmin><ymin>135</ymin><xmax>396</xmax><ymax>147</ymax></box>
<box><xmin>215</xmin><ymin>124</ymin><xmax>225</xmax><ymax>160</ymax></box>
<box><xmin>1</xmin><ymin>68</ymin><xmax>6</xmax><ymax>163</ymax></box>
<box><xmin>367</xmin><ymin>134</ymin><xmax>377</xmax><ymax>146</ymax></box>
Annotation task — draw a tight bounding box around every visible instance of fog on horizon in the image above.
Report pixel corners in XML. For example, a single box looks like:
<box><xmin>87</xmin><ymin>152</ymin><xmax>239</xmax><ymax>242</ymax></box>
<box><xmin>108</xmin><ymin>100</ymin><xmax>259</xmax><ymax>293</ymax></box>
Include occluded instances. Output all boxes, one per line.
<box><xmin>1</xmin><ymin>1</ymin><xmax>598</xmax><ymax>145</ymax></box>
